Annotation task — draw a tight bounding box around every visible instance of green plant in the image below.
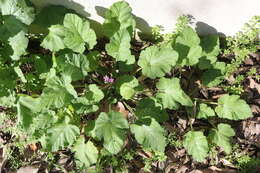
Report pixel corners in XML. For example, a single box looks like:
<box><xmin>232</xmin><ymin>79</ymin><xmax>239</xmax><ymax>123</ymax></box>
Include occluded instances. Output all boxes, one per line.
<box><xmin>247</xmin><ymin>67</ymin><xmax>260</xmax><ymax>80</ymax></box>
<box><xmin>167</xmin><ymin>132</ymin><xmax>183</xmax><ymax>148</ymax></box>
<box><xmin>237</xmin><ymin>155</ymin><xmax>260</xmax><ymax>173</ymax></box>
<box><xmin>0</xmin><ymin>0</ymin><xmax>256</xmax><ymax>170</ymax></box>
<box><xmin>224</xmin><ymin>15</ymin><xmax>259</xmax><ymax>77</ymax></box>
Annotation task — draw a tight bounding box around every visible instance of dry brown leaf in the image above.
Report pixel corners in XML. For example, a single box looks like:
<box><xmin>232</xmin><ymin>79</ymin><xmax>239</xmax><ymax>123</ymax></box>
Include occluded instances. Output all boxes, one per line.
<box><xmin>176</xmin><ymin>165</ymin><xmax>188</xmax><ymax>173</ymax></box>
<box><xmin>251</xmin><ymin>105</ymin><xmax>260</xmax><ymax>114</ymax></box>
<box><xmin>165</xmin><ymin>162</ymin><xmax>179</xmax><ymax>173</ymax></box>
<box><xmin>220</xmin><ymin>159</ymin><xmax>236</xmax><ymax>168</ymax></box>
<box><xmin>114</xmin><ymin>102</ymin><xmax>129</xmax><ymax>119</ymax></box>
<box><xmin>137</xmin><ymin>149</ymin><xmax>153</xmax><ymax>158</ymax></box>
<box><xmin>208</xmin><ymin>166</ymin><xmax>222</xmax><ymax>172</ymax></box>
<box><xmin>17</xmin><ymin>166</ymin><xmax>38</xmax><ymax>173</ymax></box>
<box><xmin>0</xmin><ymin>147</ymin><xmax>7</xmax><ymax>173</ymax></box>
<box><xmin>249</xmin><ymin>78</ymin><xmax>260</xmax><ymax>94</ymax></box>
<box><xmin>212</xmin><ymin>94</ymin><xmax>226</xmax><ymax>99</ymax></box>
<box><xmin>241</xmin><ymin>117</ymin><xmax>260</xmax><ymax>146</ymax></box>
<box><xmin>219</xmin><ymin>168</ymin><xmax>237</xmax><ymax>173</ymax></box>
<box><xmin>244</xmin><ymin>58</ymin><xmax>254</xmax><ymax>65</ymax></box>
<box><xmin>177</xmin><ymin>117</ymin><xmax>188</xmax><ymax>131</ymax></box>
<box><xmin>190</xmin><ymin>170</ymin><xmax>204</xmax><ymax>173</ymax></box>
<box><xmin>164</xmin><ymin>122</ymin><xmax>175</xmax><ymax>133</ymax></box>
<box><xmin>29</xmin><ymin>143</ymin><xmax>37</xmax><ymax>152</ymax></box>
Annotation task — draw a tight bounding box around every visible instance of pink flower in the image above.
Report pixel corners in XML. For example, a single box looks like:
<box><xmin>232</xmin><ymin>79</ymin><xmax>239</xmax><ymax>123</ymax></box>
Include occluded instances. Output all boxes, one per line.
<box><xmin>103</xmin><ymin>75</ymin><xmax>114</xmax><ymax>83</ymax></box>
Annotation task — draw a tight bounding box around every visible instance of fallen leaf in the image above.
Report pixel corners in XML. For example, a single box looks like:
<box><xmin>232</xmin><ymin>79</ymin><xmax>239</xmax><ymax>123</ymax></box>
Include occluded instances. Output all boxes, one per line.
<box><xmin>17</xmin><ymin>166</ymin><xmax>38</xmax><ymax>173</ymax></box>
<box><xmin>220</xmin><ymin>159</ymin><xmax>236</xmax><ymax>168</ymax></box>
<box><xmin>249</xmin><ymin>78</ymin><xmax>260</xmax><ymax>94</ymax></box>
<box><xmin>208</xmin><ymin>166</ymin><xmax>222</xmax><ymax>172</ymax></box>
<box><xmin>177</xmin><ymin>117</ymin><xmax>188</xmax><ymax>131</ymax></box>
<box><xmin>137</xmin><ymin>149</ymin><xmax>153</xmax><ymax>158</ymax></box>
<box><xmin>176</xmin><ymin>165</ymin><xmax>188</xmax><ymax>173</ymax></box>
<box><xmin>165</xmin><ymin>162</ymin><xmax>179</xmax><ymax>173</ymax></box>
<box><xmin>190</xmin><ymin>170</ymin><xmax>203</xmax><ymax>173</ymax></box>
<box><xmin>244</xmin><ymin>58</ymin><xmax>254</xmax><ymax>65</ymax></box>
<box><xmin>241</xmin><ymin>117</ymin><xmax>260</xmax><ymax>146</ymax></box>
<box><xmin>212</xmin><ymin>94</ymin><xmax>225</xmax><ymax>99</ymax></box>
<box><xmin>251</xmin><ymin>105</ymin><xmax>260</xmax><ymax>114</ymax></box>
<box><xmin>29</xmin><ymin>143</ymin><xmax>37</xmax><ymax>152</ymax></box>
<box><xmin>219</xmin><ymin>168</ymin><xmax>237</xmax><ymax>173</ymax></box>
<box><xmin>114</xmin><ymin>102</ymin><xmax>129</xmax><ymax>119</ymax></box>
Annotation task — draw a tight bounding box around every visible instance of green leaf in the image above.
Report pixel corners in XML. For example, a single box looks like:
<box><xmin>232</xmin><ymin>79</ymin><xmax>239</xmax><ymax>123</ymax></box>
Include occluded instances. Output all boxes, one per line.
<box><xmin>156</xmin><ymin>77</ymin><xmax>193</xmax><ymax>109</ymax></box>
<box><xmin>0</xmin><ymin>68</ymin><xmax>17</xmax><ymax>97</ymax></box>
<box><xmin>40</xmin><ymin>76</ymin><xmax>77</xmax><ymax>109</ymax></box>
<box><xmin>32</xmin><ymin>110</ymin><xmax>57</xmax><ymax>130</ymax></box>
<box><xmin>41</xmin><ymin>25</ymin><xmax>66</xmax><ymax>52</ymax></box>
<box><xmin>202</xmin><ymin>62</ymin><xmax>226</xmax><ymax>87</ymax></box>
<box><xmin>57</xmin><ymin>51</ymin><xmax>100</xmax><ymax>81</ymax></box>
<box><xmin>209</xmin><ymin>123</ymin><xmax>235</xmax><ymax>154</ymax></box>
<box><xmin>17</xmin><ymin>96</ymin><xmax>41</xmax><ymax>130</ymax></box>
<box><xmin>173</xmin><ymin>26</ymin><xmax>202</xmax><ymax>66</ymax></box>
<box><xmin>77</xmin><ymin>84</ymin><xmax>104</xmax><ymax>104</ymax></box>
<box><xmin>57</xmin><ymin>53</ymin><xmax>89</xmax><ymax>81</ymax></box>
<box><xmin>73</xmin><ymin>84</ymin><xmax>104</xmax><ymax>114</ymax></box>
<box><xmin>105</xmin><ymin>29</ymin><xmax>135</xmax><ymax>65</ymax></box>
<box><xmin>85</xmin><ymin>51</ymin><xmax>100</xmax><ymax>71</ymax></box>
<box><xmin>0</xmin><ymin>16</ymin><xmax>28</xmax><ymax>60</ymax></box>
<box><xmin>32</xmin><ymin>5</ymin><xmax>74</xmax><ymax>33</ymax></box>
<box><xmin>183</xmin><ymin>131</ymin><xmax>209</xmax><ymax>162</ymax></box>
<box><xmin>130</xmin><ymin>118</ymin><xmax>166</xmax><ymax>152</ymax></box>
<box><xmin>45</xmin><ymin>123</ymin><xmax>80</xmax><ymax>152</ymax></box>
<box><xmin>215</xmin><ymin>95</ymin><xmax>252</xmax><ymax>120</ymax></box>
<box><xmin>115</xmin><ymin>75</ymin><xmax>139</xmax><ymax>99</ymax></box>
<box><xmin>94</xmin><ymin>111</ymin><xmax>129</xmax><ymax>154</ymax></box>
<box><xmin>14</xmin><ymin>66</ymin><xmax>27</xmax><ymax>83</ymax></box>
<box><xmin>0</xmin><ymin>0</ymin><xmax>35</xmax><ymax>25</ymax></box>
<box><xmin>9</xmin><ymin>31</ymin><xmax>28</xmax><ymax>60</ymax></box>
<box><xmin>104</xmin><ymin>1</ymin><xmax>136</xmax><ymax>37</ymax></box>
<box><xmin>198</xmin><ymin>35</ymin><xmax>220</xmax><ymax>69</ymax></box>
<box><xmin>138</xmin><ymin>45</ymin><xmax>178</xmax><ymax>79</ymax></box>
<box><xmin>73</xmin><ymin>136</ymin><xmax>98</xmax><ymax>168</ymax></box>
<box><xmin>0</xmin><ymin>92</ymin><xmax>16</xmax><ymax>107</ymax></box>
<box><xmin>63</xmin><ymin>13</ymin><xmax>97</xmax><ymax>53</ymax></box>
<box><xmin>135</xmin><ymin>97</ymin><xmax>168</xmax><ymax>122</ymax></box>
<box><xmin>197</xmin><ymin>103</ymin><xmax>215</xmax><ymax>119</ymax></box>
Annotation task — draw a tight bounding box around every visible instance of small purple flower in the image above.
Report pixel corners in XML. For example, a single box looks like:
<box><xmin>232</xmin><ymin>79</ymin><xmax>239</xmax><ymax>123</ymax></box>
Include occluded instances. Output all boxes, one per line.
<box><xmin>103</xmin><ymin>75</ymin><xmax>114</xmax><ymax>83</ymax></box>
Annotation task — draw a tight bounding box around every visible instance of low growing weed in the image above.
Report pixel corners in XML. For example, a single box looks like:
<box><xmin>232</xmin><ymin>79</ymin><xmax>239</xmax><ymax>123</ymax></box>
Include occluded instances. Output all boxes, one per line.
<box><xmin>0</xmin><ymin>0</ymin><xmax>258</xmax><ymax>171</ymax></box>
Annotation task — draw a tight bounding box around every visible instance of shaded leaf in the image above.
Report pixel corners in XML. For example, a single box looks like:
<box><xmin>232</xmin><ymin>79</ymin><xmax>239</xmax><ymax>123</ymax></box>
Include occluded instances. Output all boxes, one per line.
<box><xmin>115</xmin><ymin>75</ymin><xmax>139</xmax><ymax>99</ymax></box>
<box><xmin>17</xmin><ymin>96</ymin><xmax>41</xmax><ymax>130</ymax></box>
<box><xmin>135</xmin><ymin>97</ymin><xmax>168</xmax><ymax>122</ymax></box>
<box><xmin>0</xmin><ymin>0</ymin><xmax>35</xmax><ymax>25</ymax></box>
<box><xmin>202</xmin><ymin>62</ymin><xmax>226</xmax><ymax>87</ymax></box>
<box><xmin>173</xmin><ymin>26</ymin><xmax>202</xmax><ymax>66</ymax></box>
<box><xmin>198</xmin><ymin>35</ymin><xmax>220</xmax><ymax>69</ymax></box>
<box><xmin>104</xmin><ymin>1</ymin><xmax>135</xmax><ymax>37</ymax></box>
<box><xmin>0</xmin><ymin>16</ymin><xmax>28</xmax><ymax>60</ymax></box>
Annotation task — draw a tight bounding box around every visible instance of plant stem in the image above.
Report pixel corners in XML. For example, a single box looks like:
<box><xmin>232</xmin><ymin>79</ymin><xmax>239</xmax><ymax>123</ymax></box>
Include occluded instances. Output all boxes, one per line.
<box><xmin>194</xmin><ymin>98</ymin><xmax>218</xmax><ymax>105</ymax></box>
